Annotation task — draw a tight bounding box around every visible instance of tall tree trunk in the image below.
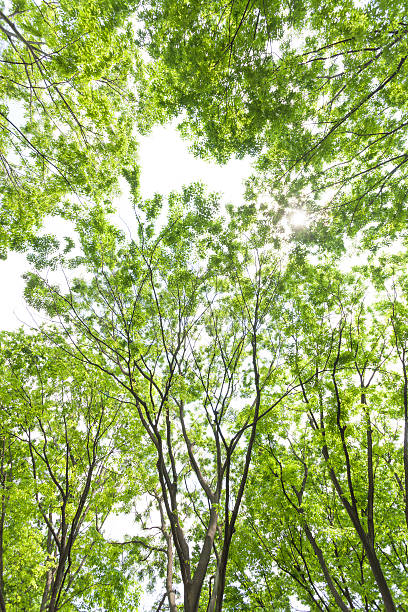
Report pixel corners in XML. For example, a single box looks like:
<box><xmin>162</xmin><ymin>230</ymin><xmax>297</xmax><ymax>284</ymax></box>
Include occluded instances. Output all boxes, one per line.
<box><xmin>40</xmin><ymin>522</ymin><xmax>55</xmax><ymax>612</ymax></box>
<box><xmin>160</xmin><ymin>500</ymin><xmax>177</xmax><ymax>612</ymax></box>
<box><xmin>47</xmin><ymin>553</ymin><xmax>67</xmax><ymax>612</ymax></box>
<box><xmin>401</xmin><ymin>351</ymin><xmax>408</xmax><ymax>530</ymax></box>
<box><xmin>322</xmin><ymin>443</ymin><xmax>396</xmax><ymax>611</ymax></box>
<box><xmin>183</xmin><ymin>507</ymin><xmax>218</xmax><ymax>612</ymax></box>
<box><xmin>302</xmin><ymin>523</ymin><xmax>350</xmax><ymax>612</ymax></box>
<box><xmin>0</xmin><ymin>438</ymin><xmax>8</xmax><ymax>612</ymax></box>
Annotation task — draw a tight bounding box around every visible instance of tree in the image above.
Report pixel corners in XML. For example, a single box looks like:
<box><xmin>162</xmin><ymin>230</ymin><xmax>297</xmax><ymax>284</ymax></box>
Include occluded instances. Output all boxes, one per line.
<box><xmin>0</xmin><ymin>331</ymin><xmax>140</xmax><ymax>611</ymax></box>
<box><xmin>23</xmin><ymin>186</ymin><xmax>322</xmax><ymax>610</ymax></box>
<box><xmin>223</xmin><ymin>262</ymin><xmax>408</xmax><ymax>611</ymax></box>
<box><xmin>2</xmin><ymin>1</ymin><xmax>408</xmax><ymax>607</ymax></box>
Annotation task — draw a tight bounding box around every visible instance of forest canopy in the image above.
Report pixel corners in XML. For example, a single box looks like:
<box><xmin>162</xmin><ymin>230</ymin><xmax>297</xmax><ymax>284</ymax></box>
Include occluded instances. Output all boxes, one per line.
<box><xmin>1</xmin><ymin>0</ymin><xmax>408</xmax><ymax>611</ymax></box>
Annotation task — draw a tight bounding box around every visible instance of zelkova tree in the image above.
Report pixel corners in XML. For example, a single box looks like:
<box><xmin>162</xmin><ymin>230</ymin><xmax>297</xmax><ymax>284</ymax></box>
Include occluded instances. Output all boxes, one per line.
<box><xmin>0</xmin><ymin>0</ymin><xmax>140</xmax><ymax>255</ymax></box>
<box><xmin>0</xmin><ymin>332</ymin><xmax>141</xmax><ymax>611</ymax></box>
<box><xmin>25</xmin><ymin>187</ymin><xmax>320</xmax><ymax>611</ymax></box>
<box><xmin>224</xmin><ymin>263</ymin><xmax>408</xmax><ymax>611</ymax></box>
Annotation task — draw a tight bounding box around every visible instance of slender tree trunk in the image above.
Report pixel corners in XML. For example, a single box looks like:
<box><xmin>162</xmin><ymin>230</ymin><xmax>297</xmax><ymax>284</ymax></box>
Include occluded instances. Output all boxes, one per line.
<box><xmin>207</xmin><ymin>566</ymin><xmax>220</xmax><ymax>612</ymax></box>
<box><xmin>324</xmin><ymin>350</ymin><xmax>396</xmax><ymax>612</ymax></box>
<box><xmin>0</xmin><ymin>578</ymin><xmax>5</xmax><ymax>612</ymax></box>
<box><xmin>213</xmin><ymin>327</ymin><xmax>263</xmax><ymax>612</ymax></box>
<box><xmin>402</xmin><ymin>352</ymin><xmax>408</xmax><ymax>530</ymax></box>
<box><xmin>164</xmin><ymin>525</ymin><xmax>177</xmax><ymax>611</ymax></box>
<box><xmin>40</xmin><ymin>569</ymin><xmax>55</xmax><ymax>612</ymax></box>
<box><xmin>354</xmin><ymin>524</ymin><xmax>395</xmax><ymax>612</ymax></box>
<box><xmin>0</xmin><ymin>439</ymin><xmax>8</xmax><ymax>612</ymax></box>
<box><xmin>183</xmin><ymin>507</ymin><xmax>218</xmax><ymax>612</ymax></box>
<box><xmin>213</xmin><ymin>549</ymin><xmax>228</xmax><ymax>612</ymax></box>
<box><xmin>302</xmin><ymin>523</ymin><xmax>350</xmax><ymax>612</ymax></box>
<box><xmin>47</xmin><ymin>552</ymin><xmax>67</xmax><ymax>612</ymax></box>
<box><xmin>0</xmin><ymin>504</ymin><xmax>6</xmax><ymax>612</ymax></box>
<box><xmin>360</xmin><ymin>388</ymin><xmax>375</xmax><ymax>546</ymax></box>
<box><xmin>322</xmin><ymin>444</ymin><xmax>396</xmax><ymax>611</ymax></box>
<box><xmin>40</xmin><ymin>522</ymin><xmax>55</xmax><ymax>612</ymax></box>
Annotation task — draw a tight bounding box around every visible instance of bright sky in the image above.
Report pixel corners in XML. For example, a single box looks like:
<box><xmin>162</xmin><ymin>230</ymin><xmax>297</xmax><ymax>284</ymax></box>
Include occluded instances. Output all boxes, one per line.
<box><xmin>0</xmin><ymin>122</ymin><xmax>252</xmax><ymax>332</ymax></box>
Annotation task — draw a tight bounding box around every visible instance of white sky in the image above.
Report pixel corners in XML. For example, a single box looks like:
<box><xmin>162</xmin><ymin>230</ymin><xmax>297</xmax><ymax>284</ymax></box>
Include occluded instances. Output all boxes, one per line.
<box><xmin>0</xmin><ymin>122</ymin><xmax>252</xmax><ymax>331</ymax></box>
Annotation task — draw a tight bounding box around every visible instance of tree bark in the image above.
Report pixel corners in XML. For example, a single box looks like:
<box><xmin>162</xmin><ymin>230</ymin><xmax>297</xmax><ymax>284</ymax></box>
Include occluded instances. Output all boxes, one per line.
<box><xmin>302</xmin><ymin>523</ymin><xmax>350</xmax><ymax>612</ymax></box>
<box><xmin>322</xmin><ymin>442</ymin><xmax>396</xmax><ymax>611</ymax></box>
<box><xmin>40</xmin><ymin>522</ymin><xmax>56</xmax><ymax>612</ymax></box>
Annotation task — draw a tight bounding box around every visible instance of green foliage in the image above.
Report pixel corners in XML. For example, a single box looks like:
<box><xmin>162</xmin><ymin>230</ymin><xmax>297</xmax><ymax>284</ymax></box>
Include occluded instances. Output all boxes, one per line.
<box><xmin>2</xmin><ymin>0</ymin><xmax>408</xmax><ymax>609</ymax></box>
<box><xmin>224</xmin><ymin>264</ymin><xmax>408</xmax><ymax>610</ymax></box>
<box><xmin>0</xmin><ymin>0</ymin><xmax>141</xmax><ymax>255</ymax></box>
<box><xmin>0</xmin><ymin>331</ymin><xmax>142</xmax><ymax>610</ymax></box>
<box><xmin>138</xmin><ymin>0</ymin><xmax>408</xmax><ymax>246</ymax></box>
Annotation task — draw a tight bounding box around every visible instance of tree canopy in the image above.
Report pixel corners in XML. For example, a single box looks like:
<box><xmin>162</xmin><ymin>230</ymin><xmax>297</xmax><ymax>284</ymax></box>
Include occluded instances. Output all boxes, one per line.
<box><xmin>139</xmin><ymin>0</ymin><xmax>408</xmax><ymax>246</ymax></box>
<box><xmin>0</xmin><ymin>0</ymin><xmax>140</xmax><ymax>254</ymax></box>
<box><xmin>1</xmin><ymin>0</ymin><xmax>408</xmax><ymax>610</ymax></box>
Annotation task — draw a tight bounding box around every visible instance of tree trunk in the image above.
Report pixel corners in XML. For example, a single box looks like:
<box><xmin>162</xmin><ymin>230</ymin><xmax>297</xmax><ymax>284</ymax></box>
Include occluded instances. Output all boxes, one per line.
<box><xmin>323</xmin><ymin>446</ymin><xmax>396</xmax><ymax>611</ymax></box>
<box><xmin>164</xmin><ymin>529</ymin><xmax>177</xmax><ymax>612</ymax></box>
<box><xmin>40</xmin><ymin>523</ymin><xmax>55</xmax><ymax>612</ymax></box>
<box><xmin>303</xmin><ymin>523</ymin><xmax>350</xmax><ymax>612</ymax></box>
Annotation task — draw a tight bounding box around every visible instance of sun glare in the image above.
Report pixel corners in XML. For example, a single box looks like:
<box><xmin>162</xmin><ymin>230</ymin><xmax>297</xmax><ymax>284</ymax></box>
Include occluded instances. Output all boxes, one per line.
<box><xmin>290</xmin><ymin>209</ymin><xmax>309</xmax><ymax>228</ymax></box>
